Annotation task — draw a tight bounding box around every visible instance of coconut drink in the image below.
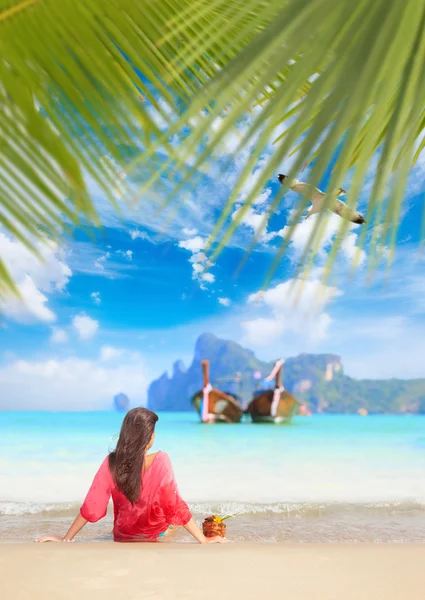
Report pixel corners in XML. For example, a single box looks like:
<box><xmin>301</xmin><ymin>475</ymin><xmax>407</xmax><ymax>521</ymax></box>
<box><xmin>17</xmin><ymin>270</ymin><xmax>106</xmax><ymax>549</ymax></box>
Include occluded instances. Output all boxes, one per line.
<box><xmin>202</xmin><ymin>515</ymin><xmax>233</xmax><ymax>538</ymax></box>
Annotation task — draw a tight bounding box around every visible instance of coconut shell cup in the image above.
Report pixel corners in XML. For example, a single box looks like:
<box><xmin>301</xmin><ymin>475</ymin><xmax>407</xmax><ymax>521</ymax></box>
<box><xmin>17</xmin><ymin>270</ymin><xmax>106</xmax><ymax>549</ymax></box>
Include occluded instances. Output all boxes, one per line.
<box><xmin>202</xmin><ymin>517</ymin><xmax>226</xmax><ymax>538</ymax></box>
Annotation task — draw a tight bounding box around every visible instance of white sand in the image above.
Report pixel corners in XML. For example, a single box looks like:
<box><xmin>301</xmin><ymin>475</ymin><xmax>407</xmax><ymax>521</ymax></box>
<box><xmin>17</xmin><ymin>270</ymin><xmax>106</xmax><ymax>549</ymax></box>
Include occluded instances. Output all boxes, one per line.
<box><xmin>2</xmin><ymin>543</ymin><xmax>424</xmax><ymax>600</ymax></box>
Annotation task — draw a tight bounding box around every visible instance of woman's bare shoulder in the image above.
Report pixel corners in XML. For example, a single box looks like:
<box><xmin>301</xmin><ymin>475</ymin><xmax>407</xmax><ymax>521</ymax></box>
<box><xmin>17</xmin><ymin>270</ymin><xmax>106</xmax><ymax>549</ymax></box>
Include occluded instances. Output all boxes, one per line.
<box><xmin>145</xmin><ymin>451</ymin><xmax>164</xmax><ymax>469</ymax></box>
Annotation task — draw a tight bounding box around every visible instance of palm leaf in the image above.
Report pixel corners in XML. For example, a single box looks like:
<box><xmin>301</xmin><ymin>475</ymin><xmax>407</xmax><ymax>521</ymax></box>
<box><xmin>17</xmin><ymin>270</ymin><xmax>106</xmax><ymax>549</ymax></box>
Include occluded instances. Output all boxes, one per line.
<box><xmin>136</xmin><ymin>0</ymin><xmax>424</xmax><ymax>277</ymax></box>
<box><xmin>1</xmin><ymin>0</ymin><xmax>425</xmax><ymax>299</ymax></box>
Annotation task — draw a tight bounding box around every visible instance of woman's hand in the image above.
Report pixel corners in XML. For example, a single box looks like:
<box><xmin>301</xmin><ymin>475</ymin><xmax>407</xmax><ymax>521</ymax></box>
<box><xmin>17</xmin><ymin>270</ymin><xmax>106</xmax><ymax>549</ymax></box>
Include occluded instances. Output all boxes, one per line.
<box><xmin>204</xmin><ymin>535</ymin><xmax>230</xmax><ymax>544</ymax></box>
<box><xmin>183</xmin><ymin>517</ymin><xmax>231</xmax><ymax>544</ymax></box>
<box><xmin>35</xmin><ymin>513</ymin><xmax>86</xmax><ymax>543</ymax></box>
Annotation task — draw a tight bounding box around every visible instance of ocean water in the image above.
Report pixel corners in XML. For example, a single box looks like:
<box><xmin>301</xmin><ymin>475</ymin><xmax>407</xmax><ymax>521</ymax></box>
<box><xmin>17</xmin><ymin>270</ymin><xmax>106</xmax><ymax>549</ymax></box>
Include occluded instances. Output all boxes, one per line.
<box><xmin>0</xmin><ymin>412</ymin><xmax>424</xmax><ymax>543</ymax></box>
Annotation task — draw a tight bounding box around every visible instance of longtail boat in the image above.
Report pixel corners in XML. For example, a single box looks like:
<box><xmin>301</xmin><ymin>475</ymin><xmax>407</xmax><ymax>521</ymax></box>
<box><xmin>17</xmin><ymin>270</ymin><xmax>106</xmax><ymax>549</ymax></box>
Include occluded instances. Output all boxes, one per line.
<box><xmin>246</xmin><ymin>359</ymin><xmax>299</xmax><ymax>424</ymax></box>
<box><xmin>191</xmin><ymin>360</ymin><xmax>244</xmax><ymax>423</ymax></box>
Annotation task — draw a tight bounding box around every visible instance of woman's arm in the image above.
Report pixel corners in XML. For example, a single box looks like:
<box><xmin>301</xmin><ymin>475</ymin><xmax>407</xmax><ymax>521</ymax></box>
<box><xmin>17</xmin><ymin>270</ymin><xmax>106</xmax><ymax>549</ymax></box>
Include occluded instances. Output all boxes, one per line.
<box><xmin>35</xmin><ymin>513</ymin><xmax>88</xmax><ymax>543</ymax></box>
<box><xmin>183</xmin><ymin>517</ymin><xmax>228</xmax><ymax>544</ymax></box>
<box><xmin>63</xmin><ymin>513</ymin><xmax>88</xmax><ymax>540</ymax></box>
<box><xmin>35</xmin><ymin>457</ymin><xmax>112</xmax><ymax>543</ymax></box>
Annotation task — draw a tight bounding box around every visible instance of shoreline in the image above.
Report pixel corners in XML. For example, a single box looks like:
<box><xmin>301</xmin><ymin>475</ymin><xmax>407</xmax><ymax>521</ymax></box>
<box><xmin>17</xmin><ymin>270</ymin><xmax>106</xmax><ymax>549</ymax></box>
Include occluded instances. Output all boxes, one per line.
<box><xmin>2</xmin><ymin>543</ymin><xmax>424</xmax><ymax>599</ymax></box>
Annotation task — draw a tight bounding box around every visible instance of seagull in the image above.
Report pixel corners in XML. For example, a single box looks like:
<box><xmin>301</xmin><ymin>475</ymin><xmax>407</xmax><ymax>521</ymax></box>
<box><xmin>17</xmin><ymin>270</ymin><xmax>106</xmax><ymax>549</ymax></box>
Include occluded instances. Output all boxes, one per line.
<box><xmin>278</xmin><ymin>174</ymin><xmax>366</xmax><ymax>224</ymax></box>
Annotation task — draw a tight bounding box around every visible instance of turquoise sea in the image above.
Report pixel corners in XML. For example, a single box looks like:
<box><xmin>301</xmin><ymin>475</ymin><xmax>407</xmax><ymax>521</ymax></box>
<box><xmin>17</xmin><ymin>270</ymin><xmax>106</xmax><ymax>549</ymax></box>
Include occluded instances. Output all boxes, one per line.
<box><xmin>1</xmin><ymin>412</ymin><xmax>424</xmax><ymax>543</ymax></box>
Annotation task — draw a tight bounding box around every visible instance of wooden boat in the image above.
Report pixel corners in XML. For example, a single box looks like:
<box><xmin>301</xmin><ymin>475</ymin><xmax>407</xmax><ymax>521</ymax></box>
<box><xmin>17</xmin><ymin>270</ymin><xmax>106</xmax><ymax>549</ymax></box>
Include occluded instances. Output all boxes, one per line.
<box><xmin>191</xmin><ymin>360</ymin><xmax>244</xmax><ymax>423</ymax></box>
<box><xmin>247</xmin><ymin>359</ymin><xmax>299</xmax><ymax>424</ymax></box>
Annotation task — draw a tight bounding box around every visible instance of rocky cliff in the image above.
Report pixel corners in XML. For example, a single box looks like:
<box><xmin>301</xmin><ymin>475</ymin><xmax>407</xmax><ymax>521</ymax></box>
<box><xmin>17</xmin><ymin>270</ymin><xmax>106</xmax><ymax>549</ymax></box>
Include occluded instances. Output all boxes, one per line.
<box><xmin>148</xmin><ymin>333</ymin><xmax>272</xmax><ymax>411</ymax></box>
<box><xmin>147</xmin><ymin>333</ymin><xmax>425</xmax><ymax>414</ymax></box>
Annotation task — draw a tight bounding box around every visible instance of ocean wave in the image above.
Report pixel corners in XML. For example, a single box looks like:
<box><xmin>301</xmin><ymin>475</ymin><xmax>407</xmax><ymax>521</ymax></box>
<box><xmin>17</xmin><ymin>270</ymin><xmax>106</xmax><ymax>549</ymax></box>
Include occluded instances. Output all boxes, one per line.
<box><xmin>0</xmin><ymin>501</ymin><xmax>78</xmax><ymax>516</ymax></box>
<box><xmin>189</xmin><ymin>500</ymin><xmax>425</xmax><ymax>517</ymax></box>
<box><xmin>1</xmin><ymin>499</ymin><xmax>424</xmax><ymax>518</ymax></box>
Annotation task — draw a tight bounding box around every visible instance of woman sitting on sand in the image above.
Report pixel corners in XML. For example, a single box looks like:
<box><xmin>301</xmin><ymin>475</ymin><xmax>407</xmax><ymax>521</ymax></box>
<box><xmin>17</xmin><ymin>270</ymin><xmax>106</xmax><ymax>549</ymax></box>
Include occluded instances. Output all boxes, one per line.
<box><xmin>36</xmin><ymin>408</ymin><xmax>226</xmax><ymax>544</ymax></box>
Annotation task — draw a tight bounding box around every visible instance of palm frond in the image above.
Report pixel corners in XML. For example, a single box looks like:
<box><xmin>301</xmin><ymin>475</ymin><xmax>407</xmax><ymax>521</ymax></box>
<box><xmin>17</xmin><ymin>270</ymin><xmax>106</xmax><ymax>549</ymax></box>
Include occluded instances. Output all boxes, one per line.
<box><xmin>1</xmin><ymin>0</ymin><xmax>424</xmax><ymax>299</ymax></box>
<box><xmin>136</xmin><ymin>0</ymin><xmax>425</xmax><ymax>279</ymax></box>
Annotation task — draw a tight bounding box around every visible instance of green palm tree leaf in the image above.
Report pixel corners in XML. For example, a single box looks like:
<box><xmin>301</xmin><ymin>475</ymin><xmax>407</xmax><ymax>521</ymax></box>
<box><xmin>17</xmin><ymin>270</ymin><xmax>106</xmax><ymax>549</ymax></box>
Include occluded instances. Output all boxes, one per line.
<box><xmin>1</xmin><ymin>0</ymin><xmax>425</xmax><ymax>299</ymax></box>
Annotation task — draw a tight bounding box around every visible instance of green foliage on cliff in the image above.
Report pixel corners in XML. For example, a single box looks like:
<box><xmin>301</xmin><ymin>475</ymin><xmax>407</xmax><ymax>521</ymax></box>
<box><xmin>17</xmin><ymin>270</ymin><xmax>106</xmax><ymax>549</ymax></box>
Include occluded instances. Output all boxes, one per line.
<box><xmin>301</xmin><ymin>377</ymin><xmax>424</xmax><ymax>414</ymax></box>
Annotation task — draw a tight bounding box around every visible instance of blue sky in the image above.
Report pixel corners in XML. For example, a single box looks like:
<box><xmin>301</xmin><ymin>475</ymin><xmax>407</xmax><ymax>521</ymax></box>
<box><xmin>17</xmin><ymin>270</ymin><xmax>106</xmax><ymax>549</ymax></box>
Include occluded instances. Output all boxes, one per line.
<box><xmin>1</xmin><ymin>118</ymin><xmax>425</xmax><ymax>410</ymax></box>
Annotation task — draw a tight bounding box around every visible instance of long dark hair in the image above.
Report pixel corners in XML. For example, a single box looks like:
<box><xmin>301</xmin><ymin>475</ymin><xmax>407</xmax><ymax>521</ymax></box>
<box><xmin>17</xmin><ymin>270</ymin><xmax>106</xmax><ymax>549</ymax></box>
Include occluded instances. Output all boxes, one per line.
<box><xmin>109</xmin><ymin>407</ymin><xmax>159</xmax><ymax>504</ymax></box>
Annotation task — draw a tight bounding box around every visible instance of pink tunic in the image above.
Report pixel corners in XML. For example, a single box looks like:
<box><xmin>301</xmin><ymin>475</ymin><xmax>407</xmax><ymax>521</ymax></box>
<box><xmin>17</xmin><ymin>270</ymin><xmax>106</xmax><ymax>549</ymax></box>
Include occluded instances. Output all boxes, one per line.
<box><xmin>80</xmin><ymin>451</ymin><xmax>192</xmax><ymax>541</ymax></box>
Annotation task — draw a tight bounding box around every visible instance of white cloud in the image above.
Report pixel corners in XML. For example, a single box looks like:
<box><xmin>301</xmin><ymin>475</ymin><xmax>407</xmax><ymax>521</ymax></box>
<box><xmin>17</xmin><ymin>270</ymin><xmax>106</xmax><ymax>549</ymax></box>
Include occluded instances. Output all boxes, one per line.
<box><xmin>230</xmin><ymin>185</ymin><xmax>279</xmax><ymax>243</ymax></box>
<box><xmin>241</xmin><ymin>316</ymin><xmax>285</xmax><ymax>344</ymax></box>
<box><xmin>100</xmin><ymin>346</ymin><xmax>124</xmax><ymax>361</ymax></box>
<box><xmin>241</xmin><ymin>278</ymin><xmax>342</xmax><ymax>347</ymax></box>
<box><xmin>0</xmin><ymin>353</ymin><xmax>147</xmax><ymax>410</ymax></box>
<box><xmin>232</xmin><ymin>206</ymin><xmax>264</xmax><ymax>232</ymax></box>
<box><xmin>183</xmin><ymin>227</ymin><xmax>198</xmax><ymax>236</ymax></box>
<box><xmin>178</xmin><ymin>235</ymin><xmax>216</xmax><ymax>289</ymax></box>
<box><xmin>189</xmin><ymin>251</ymin><xmax>207</xmax><ymax>263</ymax></box>
<box><xmin>50</xmin><ymin>327</ymin><xmax>68</xmax><ymax>344</ymax></box>
<box><xmin>0</xmin><ymin>233</ymin><xmax>72</xmax><ymax>323</ymax></box>
<box><xmin>218</xmin><ymin>297</ymin><xmax>231</xmax><ymax>307</ymax></box>
<box><xmin>117</xmin><ymin>249</ymin><xmax>133</xmax><ymax>261</ymax></box>
<box><xmin>72</xmin><ymin>314</ymin><xmax>99</xmax><ymax>341</ymax></box>
<box><xmin>83</xmin><ymin>113</ymin><xmax>275</xmax><ymax>255</ymax></box>
<box><xmin>340</xmin><ymin>232</ymin><xmax>366</xmax><ymax>265</ymax></box>
<box><xmin>254</xmin><ymin>189</ymin><xmax>272</xmax><ymax>207</ymax></box>
<box><xmin>94</xmin><ymin>251</ymin><xmax>111</xmax><ymax>271</ymax></box>
<box><xmin>209</xmin><ymin>116</ymin><xmax>244</xmax><ymax>155</ymax></box>
<box><xmin>130</xmin><ymin>230</ymin><xmax>149</xmax><ymax>241</ymax></box>
<box><xmin>192</xmin><ymin>263</ymin><xmax>204</xmax><ymax>275</ymax></box>
<box><xmin>2</xmin><ymin>276</ymin><xmax>56</xmax><ymax>323</ymax></box>
<box><xmin>202</xmin><ymin>272</ymin><xmax>215</xmax><ymax>283</ymax></box>
<box><xmin>178</xmin><ymin>236</ymin><xmax>205</xmax><ymax>253</ymax></box>
<box><xmin>234</xmin><ymin>156</ymin><xmax>270</xmax><ymax>206</ymax></box>
<box><xmin>91</xmin><ymin>291</ymin><xmax>101</xmax><ymax>305</ymax></box>
<box><xmin>279</xmin><ymin>211</ymin><xmax>366</xmax><ymax>264</ymax></box>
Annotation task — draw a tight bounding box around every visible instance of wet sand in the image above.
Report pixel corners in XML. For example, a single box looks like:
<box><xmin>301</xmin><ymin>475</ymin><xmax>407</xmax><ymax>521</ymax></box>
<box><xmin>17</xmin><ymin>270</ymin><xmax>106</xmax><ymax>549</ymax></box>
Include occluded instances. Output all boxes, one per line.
<box><xmin>1</xmin><ymin>543</ymin><xmax>424</xmax><ymax>599</ymax></box>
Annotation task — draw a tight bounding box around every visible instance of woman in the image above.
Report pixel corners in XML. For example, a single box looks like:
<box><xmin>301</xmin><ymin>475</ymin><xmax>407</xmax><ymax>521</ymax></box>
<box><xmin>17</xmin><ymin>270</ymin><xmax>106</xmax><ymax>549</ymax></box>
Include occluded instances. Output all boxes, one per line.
<box><xmin>36</xmin><ymin>408</ymin><xmax>226</xmax><ymax>544</ymax></box>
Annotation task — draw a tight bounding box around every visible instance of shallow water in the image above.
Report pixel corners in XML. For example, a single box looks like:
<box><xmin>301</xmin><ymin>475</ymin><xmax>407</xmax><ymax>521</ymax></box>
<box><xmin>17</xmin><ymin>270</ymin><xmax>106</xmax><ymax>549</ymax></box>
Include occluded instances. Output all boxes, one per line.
<box><xmin>1</xmin><ymin>412</ymin><xmax>424</xmax><ymax>543</ymax></box>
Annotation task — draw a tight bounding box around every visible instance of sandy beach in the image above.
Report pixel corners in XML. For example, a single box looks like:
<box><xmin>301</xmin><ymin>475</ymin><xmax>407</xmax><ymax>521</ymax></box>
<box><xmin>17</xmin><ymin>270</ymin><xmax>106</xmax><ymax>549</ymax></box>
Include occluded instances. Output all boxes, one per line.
<box><xmin>1</xmin><ymin>543</ymin><xmax>424</xmax><ymax>600</ymax></box>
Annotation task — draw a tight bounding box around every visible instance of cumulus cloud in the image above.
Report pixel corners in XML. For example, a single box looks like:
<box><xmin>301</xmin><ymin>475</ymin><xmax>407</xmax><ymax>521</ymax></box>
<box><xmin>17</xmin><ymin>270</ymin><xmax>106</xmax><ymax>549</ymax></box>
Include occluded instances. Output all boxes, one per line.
<box><xmin>0</xmin><ymin>233</ymin><xmax>72</xmax><ymax>323</ymax></box>
<box><xmin>178</xmin><ymin>236</ymin><xmax>205</xmax><ymax>253</ymax></box>
<box><xmin>178</xmin><ymin>236</ymin><xmax>215</xmax><ymax>289</ymax></box>
<box><xmin>91</xmin><ymin>291</ymin><xmax>101</xmax><ymax>305</ymax></box>
<box><xmin>218</xmin><ymin>297</ymin><xmax>231</xmax><ymax>307</ymax></box>
<box><xmin>2</xmin><ymin>276</ymin><xmax>56</xmax><ymax>323</ymax></box>
<box><xmin>230</xmin><ymin>204</ymin><xmax>284</xmax><ymax>245</ymax></box>
<box><xmin>182</xmin><ymin>227</ymin><xmax>198</xmax><ymax>236</ymax></box>
<box><xmin>229</xmin><ymin>161</ymin><xmax>279</xmax><ymax>243</ymax></box>
<box><xmin>130</xmin><ymin>230</ymin><xmax>149</xmax><ymax>241</ymax></box>
<box><xmin>94</xmin><ymin>251</ymin><xmax>111</xmax><ymax>271</ymax></box>
<box><xmin>202</xmin><ymin>272</ymin><xmax>215</xmax><ymax>283</ymax></box>
<box><xmin>241</xmin><ymin>278</ymin><xmax>342</xmax><ymax>347</ymax></box>
<box><xmin>117</xmin><ymin>249</ymin><xmax>133</xmax><ymax>261</ymax></box>
<box><xmin>235</xmin><ymin>156</ymin><xmax>271</xmax><ymax>206</ymax></box>
<box><xmin>279</xmin><ymin>211</ymin><xmax>366</xmax><ymax>265</ymax></box>
<box><xmin>72</xmin><ymin>314</ymin><xmax>99</xmax><ymax>341</ymax></box>
<box><xmin>0</xmin><ymin>352</ymin><xmax>147</xmax><ymax>410</ymax></box>
<box><xmin>50</xmin><ymin>327</ymin><xmax>68</xmax><ymax>344</ymax></box>
<box><xmin>232</xmin><ymin>206</ymin><xmax>264</xmax><ymax>232</ymax></box>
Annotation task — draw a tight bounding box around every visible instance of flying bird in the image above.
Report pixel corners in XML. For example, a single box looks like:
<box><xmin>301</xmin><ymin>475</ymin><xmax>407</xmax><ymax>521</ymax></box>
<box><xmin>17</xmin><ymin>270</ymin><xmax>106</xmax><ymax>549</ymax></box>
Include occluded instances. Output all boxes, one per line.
<box><xmin>278</xmin><ymin>174</ymin><xmax>366</xmax><ymax>224</ymax></box>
